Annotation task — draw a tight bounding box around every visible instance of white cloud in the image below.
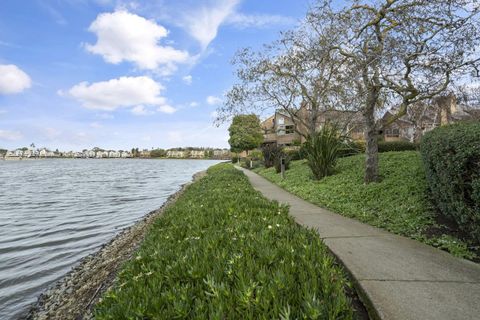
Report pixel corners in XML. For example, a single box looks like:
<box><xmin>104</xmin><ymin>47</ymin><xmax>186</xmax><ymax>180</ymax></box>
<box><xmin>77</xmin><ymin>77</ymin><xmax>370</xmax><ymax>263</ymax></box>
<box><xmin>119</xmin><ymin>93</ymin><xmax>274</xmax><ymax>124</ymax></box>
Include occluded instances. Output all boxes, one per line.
<box><xmin>131</xmin><ymin>105</ymin><xmax>154</xmax><ymax>116</ymax></box>
<box><xmin>189</xmin><ymin>101</ymin><xmax>199</xmax><ymax>107</ymax></box>
<box><xmin>157</xmin><ymin>104</ymin><xmax>176</xmax><ymax>114</ymax></box>
<box><xmin>182</xmin><ymin>0</ymin><xmax>240</xmax><ymax>50</ymax></box>
<box><xmin>85</xmin><ymin>10</ymin><xmax>189</xmax><ymax>72</ymax></box>
<box><xmin>206</xmin><ymin>95</ymin><xmax>222</xmax><ymax>105</ymax></box>
<box><xmin>67</xmin><ymin>76</ymin><xmax>169</xmax><ymax>111</ymax></box>
<box><xmin>210</xmin><ymin>111</ymin><xmax>218</xmax><ymax>118</ymax></box>
<box><xmin>0</xmin><ymin>64</ymin><xmax>32</xmax><ymax>95</ymax></box>
<box><xmin>0</xmin><ymin>109</ymin><xmax>7</xmax><ymax>115</ymax></box>
<box><xmin>227</xmin><ymin>13</ymin><xmax>296</xmax><ymax>29</ymax></box>
<box><xmin>0</xmin><ymin>129</ymin><xmax>23</xmax><ymax>141</ymax></box>
<box><xmin>182</xmin><ymin>75</ymin><xmax>193</xmax><ymax>85</ymax></box>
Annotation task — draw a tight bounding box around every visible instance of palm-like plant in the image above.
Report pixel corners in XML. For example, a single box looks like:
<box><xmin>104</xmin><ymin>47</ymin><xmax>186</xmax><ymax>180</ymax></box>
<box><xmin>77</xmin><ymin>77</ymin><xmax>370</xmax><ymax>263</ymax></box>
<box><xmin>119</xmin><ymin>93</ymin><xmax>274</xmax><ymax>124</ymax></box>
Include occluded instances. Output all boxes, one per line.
<box><xmin>303</xmin><ymin>124</ymin><xmax>351</xmax><ymax>180</ymax></box>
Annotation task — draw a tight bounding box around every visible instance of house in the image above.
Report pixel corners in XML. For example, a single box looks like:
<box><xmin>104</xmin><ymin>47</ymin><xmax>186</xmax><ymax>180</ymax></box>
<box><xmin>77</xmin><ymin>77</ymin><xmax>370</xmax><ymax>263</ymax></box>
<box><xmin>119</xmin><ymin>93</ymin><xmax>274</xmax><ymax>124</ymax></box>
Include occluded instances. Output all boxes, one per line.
<box><xmin>139</xmin><ymin>149</ymin><xmax>151</xmax><ymax>158</ymax></box>
<box><xmin>120</xmin><ymin>151</ymin><xmax>131</xmax><ymax>158</ymax></box>
<box><xmin>381</xmin><ymin>94</ymin><xmax>478</xmax><ymax>142</ymax></box>
<box><xmin>261</xmin><ymin>107</ymin><xmax>364</xmax><ymax>146</ymax></box>
<box><xmin>39</xmin><ymin>148</ymin><xmax>50</xmax><ymax>158</ymax></box>
<box><xmin>166</xmin><ymin>150</ymin><xmax>185</xmax><ymax>158</ymax></box>
<box><xmin>213</xmin><ymin>149</ymin><xmax>231</xmax><ymax>159</ymax></box>
<box><xmin>263</xmin><ymin>94</ymin><xmax>478</xmax><ymax>146</ymax></box>
<box><xmin>23</xmin><ymin>149</ymin><xmax>34</xmax><ymax>158</ymax></box>
<box><xmin>5</xmin><ymin>150</ymin><xmax>16</xmax><ymax>158</ymax></box>
<box><xmin>108</xmin><ymin>150</ymin><xmax>120</xmax><ymax>158</ymax></box>
<box><xmin>87</xmin><ymin>150</ymin><xmax>96</xmax><ymax>158</ymax></box>
<box><xmin>190</xmin><ymin>150</ymin><xmax>205</xmax><ymax>159</ymax></box>
<box><xmin>14</xmin><ymin>149</ymin><xmax>24</xmax><ymax>157</ymax></box>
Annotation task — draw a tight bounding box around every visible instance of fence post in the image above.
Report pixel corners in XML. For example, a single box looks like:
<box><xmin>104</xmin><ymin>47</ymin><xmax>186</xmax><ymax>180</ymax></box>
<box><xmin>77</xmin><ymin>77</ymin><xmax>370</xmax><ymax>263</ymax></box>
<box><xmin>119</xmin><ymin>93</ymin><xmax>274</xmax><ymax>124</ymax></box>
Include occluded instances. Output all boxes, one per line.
<box><xmin>281</xmin><ymin>157</ymin><xmax>285</xmax><ymax>179</ymax></box>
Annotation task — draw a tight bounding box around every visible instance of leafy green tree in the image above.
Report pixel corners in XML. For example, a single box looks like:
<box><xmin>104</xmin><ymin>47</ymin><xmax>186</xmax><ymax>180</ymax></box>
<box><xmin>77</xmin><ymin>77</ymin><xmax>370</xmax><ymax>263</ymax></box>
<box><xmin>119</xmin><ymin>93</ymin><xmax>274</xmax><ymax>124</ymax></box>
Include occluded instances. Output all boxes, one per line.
<box><xmin>228</xmin><ymin>114</ymin><xmax>263</xmax><ymax>154</ymax></box>
<box><xmin>150</xmin><ymin>149</ymin><xmax>166</xmax><ymax>158</ymax></box>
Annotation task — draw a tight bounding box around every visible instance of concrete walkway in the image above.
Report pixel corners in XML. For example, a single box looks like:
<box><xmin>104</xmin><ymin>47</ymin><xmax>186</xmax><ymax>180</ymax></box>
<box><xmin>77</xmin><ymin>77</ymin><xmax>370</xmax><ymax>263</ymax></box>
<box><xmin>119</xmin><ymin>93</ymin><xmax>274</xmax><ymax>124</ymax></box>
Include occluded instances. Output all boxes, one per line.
<box><xmin>237</xmin><ymin>167</ymin><xmax>480</xmax><ymax>320</ymax></box>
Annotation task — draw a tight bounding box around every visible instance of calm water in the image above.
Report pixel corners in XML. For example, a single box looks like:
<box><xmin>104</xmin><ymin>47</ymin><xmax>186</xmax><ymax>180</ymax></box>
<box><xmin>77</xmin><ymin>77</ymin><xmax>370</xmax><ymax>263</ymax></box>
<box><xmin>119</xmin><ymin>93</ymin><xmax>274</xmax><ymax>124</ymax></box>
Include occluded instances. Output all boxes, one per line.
<box><xmin>0</xmin><ymin>159</ymin><xmax>220</xmax><ymax>319</ymax></box>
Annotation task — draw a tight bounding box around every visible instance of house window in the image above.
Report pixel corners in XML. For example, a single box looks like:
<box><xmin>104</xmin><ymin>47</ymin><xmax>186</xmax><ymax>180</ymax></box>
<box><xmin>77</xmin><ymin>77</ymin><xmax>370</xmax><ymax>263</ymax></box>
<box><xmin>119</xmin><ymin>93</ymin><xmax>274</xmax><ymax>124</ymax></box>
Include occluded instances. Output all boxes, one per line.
<box><xmin>286</xmin><ymin>125</ymin><xmax>295</xmax><ymax>134</ymax></box>
<box><xmin>385</xmin><ymin>128</ymin><xmax>400</xmax><ymax>137</ymax></box>
<box><xmin>278</xmin><ymin>117</ymin><xmax>285</xmax><ymax>125</ymax></box>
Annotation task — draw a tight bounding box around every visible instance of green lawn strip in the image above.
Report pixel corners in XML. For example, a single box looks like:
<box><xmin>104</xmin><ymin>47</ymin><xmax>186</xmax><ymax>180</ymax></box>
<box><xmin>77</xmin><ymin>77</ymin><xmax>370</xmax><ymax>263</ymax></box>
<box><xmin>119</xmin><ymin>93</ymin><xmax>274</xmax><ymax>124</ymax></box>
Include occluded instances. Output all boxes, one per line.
<box><xmin>254</xmin><ymin>151</ymin><xmax>476</xmax><ymax>260</ymax></box>
<box><xmin>95</xmin><ymin>163</ymin><xmax>355</xmax><ymax>319</ymax></box>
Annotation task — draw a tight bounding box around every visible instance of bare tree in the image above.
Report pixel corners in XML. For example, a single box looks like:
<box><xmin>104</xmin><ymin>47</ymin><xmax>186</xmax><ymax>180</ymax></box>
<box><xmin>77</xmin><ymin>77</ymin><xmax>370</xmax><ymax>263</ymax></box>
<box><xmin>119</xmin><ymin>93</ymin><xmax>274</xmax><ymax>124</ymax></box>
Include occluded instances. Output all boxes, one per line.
<box><xmin>458</xmin><ymin>84</ymin><xmax>480</xmax><ymax>120</ymax></box>
<box><xmin>310</xmin><ymin>0</ymin><xmax>480</xmax><ymax>183</ymax></box>
<box><xmin>216</xmin><ymin>15</ymin><xmax>359</xmax><ymax>140</ymax></box>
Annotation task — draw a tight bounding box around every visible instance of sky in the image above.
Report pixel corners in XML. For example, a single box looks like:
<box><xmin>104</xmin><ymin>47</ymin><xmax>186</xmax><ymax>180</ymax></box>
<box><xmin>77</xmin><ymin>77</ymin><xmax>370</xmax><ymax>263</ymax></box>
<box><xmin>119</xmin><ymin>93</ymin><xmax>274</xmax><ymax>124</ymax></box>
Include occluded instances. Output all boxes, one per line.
<box><xmin>0</xmin><ymin>0</ymin><xmax>309</xmax><ymax>151</ymax></box>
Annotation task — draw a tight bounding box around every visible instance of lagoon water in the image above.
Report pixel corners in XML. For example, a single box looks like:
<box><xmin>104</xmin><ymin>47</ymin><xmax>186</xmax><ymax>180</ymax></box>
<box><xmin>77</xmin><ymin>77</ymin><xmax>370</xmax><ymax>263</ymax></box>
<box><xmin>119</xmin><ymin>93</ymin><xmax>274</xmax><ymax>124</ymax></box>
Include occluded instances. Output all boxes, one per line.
<box><xmin>0</xmin><ymin>159</ymin><xmax>220</xmax><ymax>319</ymax></box>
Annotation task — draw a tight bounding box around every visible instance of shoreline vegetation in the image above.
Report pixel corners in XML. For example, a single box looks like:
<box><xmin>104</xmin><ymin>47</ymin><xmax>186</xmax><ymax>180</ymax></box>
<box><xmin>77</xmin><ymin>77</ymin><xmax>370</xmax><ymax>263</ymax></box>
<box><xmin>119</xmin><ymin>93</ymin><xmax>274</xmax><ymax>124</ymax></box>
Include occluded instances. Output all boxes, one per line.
<box><xmin>28</xmin><ymin>164</ymin><xmax>364</xmax><ymax>319</ymax></box>
<box><xmin>27</xmin><ymin>171</ymin><xmax>207</xmax><ymax>320</ymax></box>
<box><xmin>253</xmin><ymin>151</ymin><xmax>478</xmax><ymax>261</ymax></box>
<box><xmin>94</xmin><ymin>163</ymin><xmax>359</xmax><ymax>319</ymax></box>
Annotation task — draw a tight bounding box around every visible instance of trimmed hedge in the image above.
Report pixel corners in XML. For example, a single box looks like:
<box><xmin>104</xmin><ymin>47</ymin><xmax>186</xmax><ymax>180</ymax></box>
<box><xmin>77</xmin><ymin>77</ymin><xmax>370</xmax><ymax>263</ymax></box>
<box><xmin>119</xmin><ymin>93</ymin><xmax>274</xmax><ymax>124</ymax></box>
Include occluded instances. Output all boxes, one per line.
<box><xmin>421</xmin><ymin>122</ymin><xmax>480</xmax><ymax>243</ymax></box>
<box><xmin>378</xmin><ymin>141</ymin><xmax>417</xmax><ymax>152</ymax></box>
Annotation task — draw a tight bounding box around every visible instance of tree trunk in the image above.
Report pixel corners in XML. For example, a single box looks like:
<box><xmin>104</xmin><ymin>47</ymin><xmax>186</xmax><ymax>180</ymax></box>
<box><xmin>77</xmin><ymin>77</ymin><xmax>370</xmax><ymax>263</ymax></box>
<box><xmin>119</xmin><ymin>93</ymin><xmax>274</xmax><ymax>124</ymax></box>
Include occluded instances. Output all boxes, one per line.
<box><xmin>364</xmin><ymin>98</ymin><xmax>380</xmax><ymax>183</ymax></box>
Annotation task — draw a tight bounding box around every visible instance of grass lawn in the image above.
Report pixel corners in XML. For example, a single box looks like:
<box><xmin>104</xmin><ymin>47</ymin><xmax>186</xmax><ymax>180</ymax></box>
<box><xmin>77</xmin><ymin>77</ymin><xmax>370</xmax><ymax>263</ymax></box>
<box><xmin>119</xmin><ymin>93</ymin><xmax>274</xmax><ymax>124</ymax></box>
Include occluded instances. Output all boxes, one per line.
<box><xmin>95</xmin><ymin>163</ymin><xmax>356</xmax><ymax>319</ymax></box>
<box><xmin>254</xmin><ymin>151</ymin><xmax>476</xmax><ymax>260</ymax></box>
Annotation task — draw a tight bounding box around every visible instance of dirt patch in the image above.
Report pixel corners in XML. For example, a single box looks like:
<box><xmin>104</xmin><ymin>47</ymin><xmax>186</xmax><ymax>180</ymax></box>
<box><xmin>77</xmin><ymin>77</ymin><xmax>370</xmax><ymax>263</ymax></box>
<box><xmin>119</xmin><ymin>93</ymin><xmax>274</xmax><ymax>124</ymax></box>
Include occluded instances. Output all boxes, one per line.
<box><xmin>26</xmin><ymin>171</ymin><xmax>207</xmax><ymax>320</ymax></box>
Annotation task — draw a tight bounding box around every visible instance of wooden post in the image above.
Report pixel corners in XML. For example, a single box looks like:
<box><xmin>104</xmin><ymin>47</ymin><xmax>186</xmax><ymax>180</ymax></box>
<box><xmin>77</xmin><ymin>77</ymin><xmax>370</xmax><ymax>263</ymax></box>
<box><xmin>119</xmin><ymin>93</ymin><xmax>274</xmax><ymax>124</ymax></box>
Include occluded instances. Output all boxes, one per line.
<box><xmin>281</xmin><ymin>157</ymin><xmax>285</xmax><ymax>179</ymax></box>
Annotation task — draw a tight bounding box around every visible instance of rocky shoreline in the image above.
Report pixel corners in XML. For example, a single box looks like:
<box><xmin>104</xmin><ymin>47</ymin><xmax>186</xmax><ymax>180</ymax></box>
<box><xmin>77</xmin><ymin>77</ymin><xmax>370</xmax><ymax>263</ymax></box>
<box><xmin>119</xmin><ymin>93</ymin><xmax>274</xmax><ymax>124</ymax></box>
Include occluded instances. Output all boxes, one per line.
<box><xmin>26</xmin><ymin>171</ymin><xmax>207</xmax><ymax>320</ymax></box>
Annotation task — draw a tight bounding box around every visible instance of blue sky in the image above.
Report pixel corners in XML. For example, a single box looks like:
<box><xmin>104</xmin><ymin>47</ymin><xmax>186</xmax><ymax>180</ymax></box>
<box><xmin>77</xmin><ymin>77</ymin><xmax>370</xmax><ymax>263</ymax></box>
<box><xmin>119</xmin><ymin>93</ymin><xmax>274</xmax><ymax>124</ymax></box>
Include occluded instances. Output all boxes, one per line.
<box><xmin>0</xmin><ymin>0</ymin><xmax>309</xmax><ymax>150</ymax></box>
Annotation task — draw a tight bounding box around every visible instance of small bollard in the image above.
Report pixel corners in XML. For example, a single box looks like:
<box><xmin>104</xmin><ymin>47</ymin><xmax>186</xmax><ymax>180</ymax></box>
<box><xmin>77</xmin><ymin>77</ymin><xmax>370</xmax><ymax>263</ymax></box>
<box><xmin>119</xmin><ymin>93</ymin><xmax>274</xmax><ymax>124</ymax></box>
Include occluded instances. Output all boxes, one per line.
<box><xmin>280</xmin><ymin>157</ymin><xmax>285</xmax><ymax>179</ymax></box>
<box><xmin>250</xmin><ymin>160</ymin><xmax>253</xmax><ymax>169</ymax></box>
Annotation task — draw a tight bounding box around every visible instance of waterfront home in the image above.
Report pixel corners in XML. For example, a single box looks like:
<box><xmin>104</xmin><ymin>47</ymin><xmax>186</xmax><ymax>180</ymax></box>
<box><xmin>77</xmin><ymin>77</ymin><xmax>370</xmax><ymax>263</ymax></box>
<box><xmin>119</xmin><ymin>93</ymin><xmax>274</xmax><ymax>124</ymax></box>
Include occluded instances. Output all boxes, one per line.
<box><xmin>108</xmin><ymin>150</ymin><xmax>120</xmax><ymax>158</ymax></box>
<box><xmin>139</xmin><ymin>149</ymin><xmax>151</xmax><ymax>158</ymax></box>
<box><xmin>213</xmin><ymin>149</ymin><xmax>231</xmax><ymax>159</ymax></box>
<box><xmin>166</xmin><ymin>150</ymin><xmax>185</xmax><ymax>158</ymax></box>
<box><xmin>97</xmin><ymin>151</ymin><xmax>108</xmax><ymax>158</ymax></box>
<box><xmin>190</xmin><ymin>150</ymin><xmax>205</xmax><ymax>159</ymax></box>
<box><xmin>5</xmin><ymin>150</ymin><xmax>16</xmax><ymax>158</ymax></box>
<box><xmin>14</xmin><ymin>149</ymin><xmax>24</xmax><ymax>157</ymax></box>
<box><xmin>23</xmin><ymin>149</ymin><xmax>33</xmax><ymax>158</ymax></box>
<box><xmin>39</xmin><ymin>148</ymin><xmax>53</xmax><ymax>158</ymax></box>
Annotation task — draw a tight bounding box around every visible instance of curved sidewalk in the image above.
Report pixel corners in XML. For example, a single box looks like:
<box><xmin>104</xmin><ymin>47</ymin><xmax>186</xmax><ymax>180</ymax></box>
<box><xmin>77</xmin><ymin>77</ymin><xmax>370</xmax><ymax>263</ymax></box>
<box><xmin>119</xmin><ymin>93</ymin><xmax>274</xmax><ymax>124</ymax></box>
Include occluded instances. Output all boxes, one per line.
<box><xmin>237</xmin><ymin>167</ymin><xmax>480</xmax><ymax>320</ymax></box>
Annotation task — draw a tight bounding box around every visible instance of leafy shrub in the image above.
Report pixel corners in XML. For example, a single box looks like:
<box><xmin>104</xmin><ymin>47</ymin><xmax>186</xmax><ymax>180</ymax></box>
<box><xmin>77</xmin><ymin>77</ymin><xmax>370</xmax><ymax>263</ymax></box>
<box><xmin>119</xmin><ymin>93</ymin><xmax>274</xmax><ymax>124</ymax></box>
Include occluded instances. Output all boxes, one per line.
<box><xmin>249</xmin><ymin>149</ymin><xmax>263</xmax><ymax>161</ymax></box>
<box><xmin>338</xmin><ymin>141</ymin><xmax>364</xmax><ymax>158</ymax></box>
<box><xmin>261</xmin><ymin>143</ymin><xmax>291</xmax><ymax>173</ymax></box>
<box><xmin>231</xmin><ymin>156</ymin><xmax>239</xmax><ymax>163</ymax></box>
<box><xmin>303</xmin><ymin>125</ymin><xmax>348</xmax><ymax>180</ymax></box>
<box><xmin>378</xmin><ymin>141</ymin><xmax>417</xmax><ymax>152</ymax></box>
<box><xmin>421</xmin><ymin>122</ymin><xmax>480</xmax><ymax>243</ymax></box>
<box><xmin>285</xmin><ymin>148</ymin><xmax>304</xmax><ymax>161</ymax></box>
<box><xmin>261</xmin><ymin>143</ymin><xmax>280</xmax><ymax>168</ymax></box>
<box><xmin>241</xmin><ymin>157</ymin><xmax>263</xmax><ymax>169</ymax></box>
